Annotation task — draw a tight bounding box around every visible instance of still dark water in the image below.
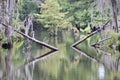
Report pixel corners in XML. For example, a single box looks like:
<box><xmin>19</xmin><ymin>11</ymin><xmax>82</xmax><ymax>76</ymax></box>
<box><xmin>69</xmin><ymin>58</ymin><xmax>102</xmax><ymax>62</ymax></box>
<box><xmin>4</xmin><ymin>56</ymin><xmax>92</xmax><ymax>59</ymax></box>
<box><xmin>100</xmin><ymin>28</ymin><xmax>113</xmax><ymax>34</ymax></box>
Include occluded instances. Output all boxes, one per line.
<box><xmin>0</xmin><ymin>30</ymin><xmax>120</xmax><ymax>80</ymax></box>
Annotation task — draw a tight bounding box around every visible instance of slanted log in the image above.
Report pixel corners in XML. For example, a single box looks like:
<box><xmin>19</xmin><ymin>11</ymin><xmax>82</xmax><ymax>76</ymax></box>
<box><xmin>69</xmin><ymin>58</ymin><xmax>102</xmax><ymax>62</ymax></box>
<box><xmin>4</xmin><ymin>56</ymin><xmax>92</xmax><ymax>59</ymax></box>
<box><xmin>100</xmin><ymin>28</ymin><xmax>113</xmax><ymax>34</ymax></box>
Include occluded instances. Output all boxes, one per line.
<box><xmin>71</xmin><ymin>20</ymin><xmax>111</xmax><ymax>62</ymax></box>
<box><xmin>71</xmin><ymin>20</ymin><xmax>111</xmax><ymax>47</ymax></box>
<box><xmin>2</xmin><ymin>23</ymin><xmax>58</xmax><ymax>51</ymax></box>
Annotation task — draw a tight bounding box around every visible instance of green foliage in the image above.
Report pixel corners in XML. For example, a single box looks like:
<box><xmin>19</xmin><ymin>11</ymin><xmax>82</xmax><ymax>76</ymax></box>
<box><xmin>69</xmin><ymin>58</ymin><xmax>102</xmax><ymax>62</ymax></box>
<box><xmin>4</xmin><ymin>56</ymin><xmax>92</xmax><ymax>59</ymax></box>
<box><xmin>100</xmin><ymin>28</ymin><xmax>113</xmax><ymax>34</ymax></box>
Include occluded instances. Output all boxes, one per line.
<box><xmin>2</xmin><ymin>37</ymin><xmax>8</xmax><ymax>43</ymax></box>
<box><xmin>59</xmin><ymin>0</ymin><xmax>92</xmax><ymax>28</ymax></box>
<box><xmin>116</xmin><ymin>41</ymin><xmax>120</xmax><ymax>46</ymax></box>
<box><xmin>104</xmin><ymin>31</ymin><xmax>120</xmax><ymax>53</ymax></box>
<box><xmin>18</xmin><ymin>0</ymin><xmax>39</xmax><ymax>20</ymax></box>
<box><xmin>35</xmin><ymin>0</ymin><xmax>71</xmax><ymax>30</ymax></box>
<box><xmin>106</xmin><ymin>31</ymin><xmax>120</xmax><ymax>45</ymax></box>
<box><xmin>12</xmin><ymin>42</ymin><xmax>25</xmax><ymax>66</ymax></box>
<box><xmin>90</xmin><ymin>7</ymin><xmax>111</xmax><ymax>26</ymax></box>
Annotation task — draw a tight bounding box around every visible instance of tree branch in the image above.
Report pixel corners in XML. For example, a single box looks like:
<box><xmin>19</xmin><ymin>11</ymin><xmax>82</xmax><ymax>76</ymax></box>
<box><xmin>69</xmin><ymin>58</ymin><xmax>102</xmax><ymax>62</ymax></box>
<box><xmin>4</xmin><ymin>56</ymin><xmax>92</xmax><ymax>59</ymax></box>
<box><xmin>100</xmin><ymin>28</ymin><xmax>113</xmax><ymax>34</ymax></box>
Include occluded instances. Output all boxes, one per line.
<box><xmin>91</xmin><ymin>37</ymin><xmax>111</xmax><ymax>48</ymax></box>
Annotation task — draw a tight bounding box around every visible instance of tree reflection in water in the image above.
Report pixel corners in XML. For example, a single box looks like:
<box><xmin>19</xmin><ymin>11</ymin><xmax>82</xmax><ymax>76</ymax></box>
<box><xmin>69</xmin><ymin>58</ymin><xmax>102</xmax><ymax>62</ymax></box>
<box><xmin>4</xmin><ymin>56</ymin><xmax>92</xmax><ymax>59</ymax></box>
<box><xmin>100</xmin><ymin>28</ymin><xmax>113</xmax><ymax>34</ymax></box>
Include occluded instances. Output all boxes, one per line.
<box><xmin>0</xmin><ymin>48</ymin><xmax>14</xmax><ymax>80</ymax></box>
<box><xmin>98</xmin><ymin>63</ymin><xmax>105</xmax><ymax>80</ymax></box>
<box><xmin>98</xmin><ymin>49</ymin><xmax>120</xmax><ymax>72</ymax></box>
<box><xmin>72</xmin><ymin>41</ymin><xmax>120</xmax><ymax>80</ymax></box>
<box><xmin>1</xmin><ymin>30</ymin><xmax>120</xmax><ymax>80</ymax></box>
<box><xmin>98</xmin><ymin>49</ymin><xmax>120</xmax><ymax>80</ymax></box>
<box><xmin>23</xmin><ymin>39</ymin><xmax>32</xmax><ymax>62</ymax></box>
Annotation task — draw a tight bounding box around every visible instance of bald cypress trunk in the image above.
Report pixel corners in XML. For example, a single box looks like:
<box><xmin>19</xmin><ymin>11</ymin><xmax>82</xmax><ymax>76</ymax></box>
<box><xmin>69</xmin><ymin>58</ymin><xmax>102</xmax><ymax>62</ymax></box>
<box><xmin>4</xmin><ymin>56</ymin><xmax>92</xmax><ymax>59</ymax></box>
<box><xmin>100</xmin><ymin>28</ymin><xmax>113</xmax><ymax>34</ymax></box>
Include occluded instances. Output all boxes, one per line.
<box><xmin>4</xmin><ymin>0</ymin><xmax>15</xmax><ymax>49</ymax></box>
<box><xmin>4</xmin><ymin>0</ymin><xmax>16</xmax><ymax>80</ymax></box>
<box><xmin>111</xmin><ymin>0</ymin><xmax>118</xmax><ymax>32</ymax></box>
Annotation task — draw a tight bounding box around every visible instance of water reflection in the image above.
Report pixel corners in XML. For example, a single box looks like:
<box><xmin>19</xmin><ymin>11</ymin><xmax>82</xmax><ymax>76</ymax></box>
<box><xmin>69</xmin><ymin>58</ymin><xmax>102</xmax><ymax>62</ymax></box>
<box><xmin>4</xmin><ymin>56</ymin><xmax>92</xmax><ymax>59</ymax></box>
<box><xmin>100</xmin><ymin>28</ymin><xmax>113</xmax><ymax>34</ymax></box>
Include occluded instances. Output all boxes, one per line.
<box><xmin>112</xmin><ymin>76</ymin><xmax>120</xmax><ymax>80</ymax></box>
<box><xmin>1</xmin><ymin>30</ymin><xmax>120</xmax><ymax>80</ymax></box>
<box><xmin>23</xmin><ymin>39</ymin><xmax>32</xmax><ymax>62</ymax></box>
<box><xmin>0</xmin><ymin>48</ymin><xmax>13</xmax><ymax>80</ymax></box>
<box><xmin>5</xmin><ymin>54</ymin><xmax>13</xmax><ymax>80</ymax></box>
<box><xmin>98</xmin><ymin>64</ymin><xmax>105</xmax><ymax>80</ymax></box>
<box><xmin>98</xmin><ymin>49</ymin><xmax>120</xmax><ymax>72</ymax></box>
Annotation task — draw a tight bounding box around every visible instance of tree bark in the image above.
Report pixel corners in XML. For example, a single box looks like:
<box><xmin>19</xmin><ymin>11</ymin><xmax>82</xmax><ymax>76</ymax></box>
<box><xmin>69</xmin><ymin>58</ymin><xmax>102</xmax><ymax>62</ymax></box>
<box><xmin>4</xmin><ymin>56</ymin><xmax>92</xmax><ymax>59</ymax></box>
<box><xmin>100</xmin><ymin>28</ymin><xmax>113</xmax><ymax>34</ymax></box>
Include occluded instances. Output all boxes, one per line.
<box><xmin>111</xmin><ymin>0</ymin><xmax>119</xmax><ymax>32</ymax></box>
<box><xmin>4</xmin><ymin>0</ymin><xmax>15</xmax><ymax>50</ymax></box>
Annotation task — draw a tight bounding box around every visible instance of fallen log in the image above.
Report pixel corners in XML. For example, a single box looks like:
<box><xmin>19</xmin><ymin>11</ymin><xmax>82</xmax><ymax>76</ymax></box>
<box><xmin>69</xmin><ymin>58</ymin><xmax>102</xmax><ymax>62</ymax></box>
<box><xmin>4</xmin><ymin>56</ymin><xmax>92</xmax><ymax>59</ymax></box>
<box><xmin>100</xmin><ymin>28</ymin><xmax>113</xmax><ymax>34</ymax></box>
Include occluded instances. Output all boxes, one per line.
<box><xmin>72</xmin><ymin>30</ymin><xmax>99</xmax><ymax>47</ymax></box>
<box><xmin>71</xmin><ymin>20</ymin><xmax>111</xmax><ymax>62</ymax></box>
<box><xmin>71</xmin><ymin>20</ymin><xmax>111</xmax><ymax>47</ymax></box>
<box><xmin>2</xmin><ymin>23</ymin><xmax>58</xmax><ymax>51</ymax></box>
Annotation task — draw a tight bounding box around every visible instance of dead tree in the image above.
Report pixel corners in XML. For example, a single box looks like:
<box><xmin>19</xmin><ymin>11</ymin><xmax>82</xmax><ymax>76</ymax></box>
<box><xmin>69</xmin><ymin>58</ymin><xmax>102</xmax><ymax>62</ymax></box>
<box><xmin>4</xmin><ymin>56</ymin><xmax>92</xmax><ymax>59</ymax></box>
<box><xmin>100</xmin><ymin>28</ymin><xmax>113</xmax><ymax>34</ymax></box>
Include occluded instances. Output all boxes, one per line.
<box><xmin>23</xmin><ymin>14</ymin><xmax>34</xmax><ymax>37</ymax></box>
<box><xmin>111</xmin><ymin>0</ymin><xmax>119</xmax><ymax>32</ymax></box>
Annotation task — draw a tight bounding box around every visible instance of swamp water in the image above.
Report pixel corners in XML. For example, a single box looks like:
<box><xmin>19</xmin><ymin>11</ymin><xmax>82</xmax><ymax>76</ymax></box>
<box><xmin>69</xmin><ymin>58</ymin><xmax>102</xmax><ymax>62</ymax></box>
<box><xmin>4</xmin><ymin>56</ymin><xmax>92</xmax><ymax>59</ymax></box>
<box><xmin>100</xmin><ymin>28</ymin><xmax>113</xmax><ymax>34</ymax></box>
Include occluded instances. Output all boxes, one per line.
<box><xmin>0</xmin><ymin>30</ymin><xmax>120</xmax><ymax>80</ymax></box>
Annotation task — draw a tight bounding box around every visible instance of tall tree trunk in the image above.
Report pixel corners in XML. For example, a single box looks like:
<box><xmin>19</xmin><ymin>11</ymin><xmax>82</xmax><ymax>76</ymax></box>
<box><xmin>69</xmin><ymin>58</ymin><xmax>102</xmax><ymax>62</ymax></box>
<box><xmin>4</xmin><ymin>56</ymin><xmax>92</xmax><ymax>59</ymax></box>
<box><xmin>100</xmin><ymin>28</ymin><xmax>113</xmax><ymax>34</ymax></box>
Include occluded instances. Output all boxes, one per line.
<box><xmin>111</xmin><ymin>0</ymin><xmax>119</xmax><ymax>32</ymax></box>
<box><xmin>4</xmin><ymin>0</ymin><xmax>15</xmax><ymax>49</ymax></box>
<box><xmin>4</xmin><ymin>0</ymin><xmax>15</xmax><ymax>80</ymax></box>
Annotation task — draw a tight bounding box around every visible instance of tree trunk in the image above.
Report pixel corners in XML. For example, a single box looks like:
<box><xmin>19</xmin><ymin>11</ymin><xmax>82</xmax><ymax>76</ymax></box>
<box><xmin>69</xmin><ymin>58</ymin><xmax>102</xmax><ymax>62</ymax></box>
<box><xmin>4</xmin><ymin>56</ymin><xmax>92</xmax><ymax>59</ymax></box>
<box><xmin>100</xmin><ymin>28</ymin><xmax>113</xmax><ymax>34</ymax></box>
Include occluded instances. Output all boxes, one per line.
<box><xmin>4</xmin><ymin>0</ymin><xmax>15</xmax><ymax>50</ymax></box>
<box><xmin>111</xmin><ymin>0</ymin><xmax>119</xmax><ymax>32</ymax></box>
<box><xmin>4</xmin><ymin>0</ymin><xmax>15</xmax><ymax>79</ymax></box>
